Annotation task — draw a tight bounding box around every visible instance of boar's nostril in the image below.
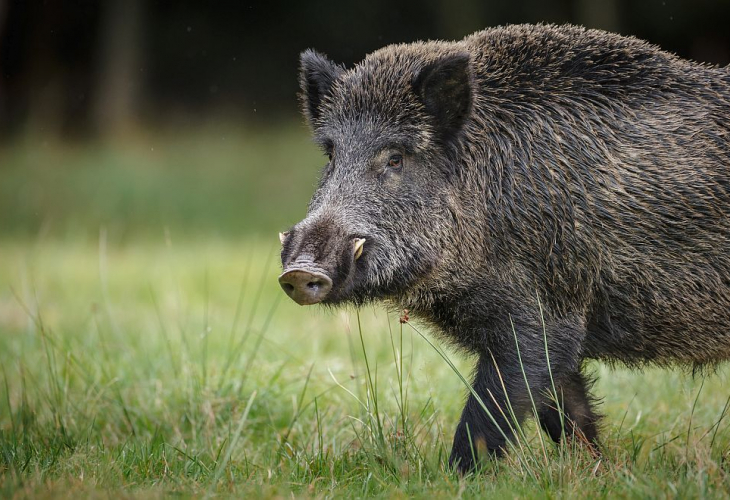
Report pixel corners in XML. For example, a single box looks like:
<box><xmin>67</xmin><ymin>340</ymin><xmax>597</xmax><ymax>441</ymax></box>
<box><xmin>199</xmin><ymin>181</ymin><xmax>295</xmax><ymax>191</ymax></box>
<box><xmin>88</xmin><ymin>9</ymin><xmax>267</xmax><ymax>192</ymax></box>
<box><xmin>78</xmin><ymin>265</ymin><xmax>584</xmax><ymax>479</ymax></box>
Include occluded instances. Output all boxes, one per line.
<box><xmin>278</xmin><ymin>269</ymin><xmax>333</xmax><ymax>305</ymax></box>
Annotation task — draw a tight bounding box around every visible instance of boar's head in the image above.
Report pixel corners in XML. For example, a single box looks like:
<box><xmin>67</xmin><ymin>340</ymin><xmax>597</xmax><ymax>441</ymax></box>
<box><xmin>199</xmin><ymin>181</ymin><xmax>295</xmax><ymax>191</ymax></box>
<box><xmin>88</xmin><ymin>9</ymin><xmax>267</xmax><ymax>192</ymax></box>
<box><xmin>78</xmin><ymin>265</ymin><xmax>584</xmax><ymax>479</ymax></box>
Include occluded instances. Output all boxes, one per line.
<box><xmin>280</xmin><ymin>46</ymin><xmax>475</xmax><ymax>307</ymax></box>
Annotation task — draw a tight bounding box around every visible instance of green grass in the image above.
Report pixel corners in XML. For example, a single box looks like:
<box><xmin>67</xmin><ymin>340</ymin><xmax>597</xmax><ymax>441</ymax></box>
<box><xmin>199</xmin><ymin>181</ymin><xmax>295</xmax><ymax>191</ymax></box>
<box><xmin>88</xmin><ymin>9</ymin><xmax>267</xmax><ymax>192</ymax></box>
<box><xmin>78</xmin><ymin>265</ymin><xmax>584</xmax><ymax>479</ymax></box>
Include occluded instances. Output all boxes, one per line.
<box><xmin>1</xmin><ymin>130</ymin><xmax>730</xmax><ymax>497</ymax></box>
<box><xmin>2</xmin><ymin>239</ymin><xmax>730</xmax><ymax>498</ymax></box>
<box><xmin>0</xmin><ymin>124</ymin><xmax>324</xmax><ymax>240</ymax></box>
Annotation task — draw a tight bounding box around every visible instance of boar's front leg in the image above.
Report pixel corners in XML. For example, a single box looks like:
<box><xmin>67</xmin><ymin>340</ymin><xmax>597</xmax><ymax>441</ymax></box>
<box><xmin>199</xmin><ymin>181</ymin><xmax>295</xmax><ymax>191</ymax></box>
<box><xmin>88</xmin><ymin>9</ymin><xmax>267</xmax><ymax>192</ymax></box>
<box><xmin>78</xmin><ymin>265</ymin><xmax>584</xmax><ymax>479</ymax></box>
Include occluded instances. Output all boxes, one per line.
<box><xmin>538</xmin><ymin>370</ymin><xmax>600</xmax><ymax>448</ymax></box>
<box><xmin>448</xmin><ymin>316</ymin><xmax>585</xmax><ymax>474</ymax></box>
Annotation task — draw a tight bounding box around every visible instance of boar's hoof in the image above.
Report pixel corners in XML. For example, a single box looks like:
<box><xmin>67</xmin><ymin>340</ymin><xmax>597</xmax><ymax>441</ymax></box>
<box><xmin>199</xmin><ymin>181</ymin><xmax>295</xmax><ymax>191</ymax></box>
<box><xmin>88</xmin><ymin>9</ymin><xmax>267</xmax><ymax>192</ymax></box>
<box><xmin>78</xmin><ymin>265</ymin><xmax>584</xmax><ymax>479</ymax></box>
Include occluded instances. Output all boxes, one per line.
<box><xmin>278</xmin><ymin>269</ymin><xmax>333</xmax><ymax>305</ymax></box>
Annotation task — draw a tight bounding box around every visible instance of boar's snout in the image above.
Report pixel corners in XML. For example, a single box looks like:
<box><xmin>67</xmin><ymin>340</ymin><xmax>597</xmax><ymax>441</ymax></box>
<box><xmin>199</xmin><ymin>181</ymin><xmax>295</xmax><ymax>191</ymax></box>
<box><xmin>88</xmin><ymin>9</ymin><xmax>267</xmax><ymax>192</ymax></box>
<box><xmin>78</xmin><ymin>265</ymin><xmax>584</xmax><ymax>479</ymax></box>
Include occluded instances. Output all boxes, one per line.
<box><xmin>278</xmin><ymin>269</ymin><xmax>333</xmax><ymax>305</ymax></box>
<box><xmin>279</xmin><ymin>218</ymin><xmax>369</xmax><ymax>305</ymax></box>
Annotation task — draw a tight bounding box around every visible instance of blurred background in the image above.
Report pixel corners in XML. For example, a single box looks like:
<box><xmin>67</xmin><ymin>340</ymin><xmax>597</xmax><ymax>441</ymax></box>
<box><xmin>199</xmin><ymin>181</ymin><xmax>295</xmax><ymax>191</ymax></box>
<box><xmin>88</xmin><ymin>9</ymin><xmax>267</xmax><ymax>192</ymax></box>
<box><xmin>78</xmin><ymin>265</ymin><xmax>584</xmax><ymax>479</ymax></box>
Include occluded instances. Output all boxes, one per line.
<box><xmin>1</xmin><ymin>0</ymin><xmax>729</xmax><ymax>242</ymax></box>
<box><xmin>3</xmin><ymin>3</ymin><xmax>730</xmax><ymax>495</ymax></box>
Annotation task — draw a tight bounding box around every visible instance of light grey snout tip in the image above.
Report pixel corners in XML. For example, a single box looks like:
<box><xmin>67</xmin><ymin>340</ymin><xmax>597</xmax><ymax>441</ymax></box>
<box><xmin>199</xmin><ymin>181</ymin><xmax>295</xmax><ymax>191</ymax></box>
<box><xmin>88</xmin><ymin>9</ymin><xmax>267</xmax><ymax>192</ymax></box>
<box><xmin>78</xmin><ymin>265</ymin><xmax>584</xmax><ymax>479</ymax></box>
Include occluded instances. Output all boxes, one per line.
<box><xmin>278</xmin><ymin>269</ymin><xmax>333</xmax><ymax>305</ymax></box>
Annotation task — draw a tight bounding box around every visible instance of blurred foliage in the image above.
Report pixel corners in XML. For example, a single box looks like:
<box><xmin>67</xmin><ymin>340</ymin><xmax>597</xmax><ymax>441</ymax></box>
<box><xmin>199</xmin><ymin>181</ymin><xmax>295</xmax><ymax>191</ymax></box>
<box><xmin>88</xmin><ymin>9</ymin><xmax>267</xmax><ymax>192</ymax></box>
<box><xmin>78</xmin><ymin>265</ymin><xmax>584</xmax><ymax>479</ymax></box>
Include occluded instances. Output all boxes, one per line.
<box><xmin>1</xmin><ymin>0</ymin><xmax>729</xmax><ymax>138</ymax></box>
<box><xmin>0</xmin><ymin>0</ymin><xmax>728</xmax><ymax>240</ymax></box>
<box><xmin>0</xmin><ymin>125</ymin><xmax>324</xmax><ymax>240</ymax></box>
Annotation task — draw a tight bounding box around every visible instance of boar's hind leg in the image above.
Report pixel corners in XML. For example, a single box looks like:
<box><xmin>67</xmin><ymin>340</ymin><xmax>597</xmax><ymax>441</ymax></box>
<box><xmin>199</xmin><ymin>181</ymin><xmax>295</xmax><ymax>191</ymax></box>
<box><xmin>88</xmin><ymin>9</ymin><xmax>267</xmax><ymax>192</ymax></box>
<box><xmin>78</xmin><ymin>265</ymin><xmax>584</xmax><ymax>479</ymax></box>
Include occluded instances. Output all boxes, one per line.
<box><xmin>538</xmin><ymin>370</ymin><xmax>600</xmax><ymax>449</ymax></box>
<box><xmin>448</xmin><ymin>317</ymin><xmax>585</xmax><ymax>474</ymax></box>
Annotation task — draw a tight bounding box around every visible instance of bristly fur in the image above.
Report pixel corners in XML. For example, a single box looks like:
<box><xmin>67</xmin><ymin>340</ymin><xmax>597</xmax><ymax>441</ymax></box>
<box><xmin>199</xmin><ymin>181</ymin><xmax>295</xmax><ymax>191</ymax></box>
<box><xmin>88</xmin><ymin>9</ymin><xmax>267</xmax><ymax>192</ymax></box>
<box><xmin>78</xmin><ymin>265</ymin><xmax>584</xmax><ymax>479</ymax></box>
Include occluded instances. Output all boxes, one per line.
<box><xmin>281</xmin><ymin>23</ymin><xmax>730</xmax><ymax>474</ymax></box>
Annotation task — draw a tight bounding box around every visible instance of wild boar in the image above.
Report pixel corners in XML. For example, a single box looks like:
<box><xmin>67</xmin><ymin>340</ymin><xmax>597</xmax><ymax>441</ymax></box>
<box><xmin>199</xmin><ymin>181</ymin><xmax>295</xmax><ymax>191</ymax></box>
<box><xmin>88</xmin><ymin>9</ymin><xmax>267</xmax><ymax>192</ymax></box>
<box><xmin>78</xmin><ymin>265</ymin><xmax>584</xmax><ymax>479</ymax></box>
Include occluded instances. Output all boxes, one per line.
<box><xmin>279</xmin><ymin>24</ymin><xmax>730</xmax><ymax>473</ymax></box>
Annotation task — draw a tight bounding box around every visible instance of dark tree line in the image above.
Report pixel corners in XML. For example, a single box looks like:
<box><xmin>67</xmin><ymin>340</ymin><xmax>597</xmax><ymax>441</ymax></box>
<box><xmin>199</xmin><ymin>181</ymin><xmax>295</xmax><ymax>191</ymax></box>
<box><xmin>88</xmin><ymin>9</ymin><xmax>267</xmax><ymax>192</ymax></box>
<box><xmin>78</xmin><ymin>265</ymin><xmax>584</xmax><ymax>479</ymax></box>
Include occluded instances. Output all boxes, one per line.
<box><xmin>1</xmin><ymin>0</ymin><xmax>728</xmax><ymax>139</ymax></box>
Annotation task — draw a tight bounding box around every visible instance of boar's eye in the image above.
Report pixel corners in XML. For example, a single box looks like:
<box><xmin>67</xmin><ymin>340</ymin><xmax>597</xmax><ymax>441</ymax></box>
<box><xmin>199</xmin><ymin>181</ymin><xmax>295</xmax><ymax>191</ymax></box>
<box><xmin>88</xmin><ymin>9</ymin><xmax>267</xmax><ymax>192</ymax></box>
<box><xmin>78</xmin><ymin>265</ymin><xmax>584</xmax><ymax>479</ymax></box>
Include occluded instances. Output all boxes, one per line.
<box><xmin>387</xmin><ymin>154</ymin><xmax>403</xmax><ymax>171</ymax></box>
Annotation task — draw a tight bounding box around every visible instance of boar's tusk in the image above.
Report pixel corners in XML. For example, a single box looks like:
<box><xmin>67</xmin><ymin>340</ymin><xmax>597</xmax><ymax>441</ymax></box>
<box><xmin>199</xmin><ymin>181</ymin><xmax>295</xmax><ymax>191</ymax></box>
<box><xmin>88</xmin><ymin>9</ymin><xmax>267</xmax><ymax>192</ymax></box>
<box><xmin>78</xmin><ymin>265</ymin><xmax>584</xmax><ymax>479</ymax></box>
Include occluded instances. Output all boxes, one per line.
<box><xmin>279</xmin><ymin>231</ymin><xmax>289</xmax><ymax>244</ymax></box>
<box><xmin>353</xmin><ymin>238</ymin><xmax>366</xmax><ymax>260</ymax></box>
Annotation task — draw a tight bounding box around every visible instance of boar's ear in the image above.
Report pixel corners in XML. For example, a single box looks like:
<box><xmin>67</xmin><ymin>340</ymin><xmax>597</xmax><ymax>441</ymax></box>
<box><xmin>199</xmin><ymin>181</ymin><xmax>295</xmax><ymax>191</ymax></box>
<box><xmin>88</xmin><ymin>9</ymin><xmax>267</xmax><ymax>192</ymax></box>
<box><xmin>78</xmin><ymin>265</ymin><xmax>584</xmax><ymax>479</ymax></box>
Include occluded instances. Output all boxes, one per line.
<box><xmin>299</xmin><ymin>49</ymin><xmax>344</xmax><ymax>125</ymax></box>
<box><xmin>413</xmin><ymin>53</ymin><xmax>473</xmax><ymax>141</ymax></box>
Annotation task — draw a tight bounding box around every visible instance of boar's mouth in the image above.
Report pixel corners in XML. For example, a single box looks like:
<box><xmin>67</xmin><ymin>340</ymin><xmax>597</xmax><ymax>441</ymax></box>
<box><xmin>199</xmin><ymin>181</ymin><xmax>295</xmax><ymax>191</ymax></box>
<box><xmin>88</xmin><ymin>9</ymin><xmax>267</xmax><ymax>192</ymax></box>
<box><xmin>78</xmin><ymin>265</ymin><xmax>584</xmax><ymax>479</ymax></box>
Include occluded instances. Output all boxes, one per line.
<box><xmin>279</xmin><ymin>235</ymin><xmax>368</xmax><ymax>306</ymax></box>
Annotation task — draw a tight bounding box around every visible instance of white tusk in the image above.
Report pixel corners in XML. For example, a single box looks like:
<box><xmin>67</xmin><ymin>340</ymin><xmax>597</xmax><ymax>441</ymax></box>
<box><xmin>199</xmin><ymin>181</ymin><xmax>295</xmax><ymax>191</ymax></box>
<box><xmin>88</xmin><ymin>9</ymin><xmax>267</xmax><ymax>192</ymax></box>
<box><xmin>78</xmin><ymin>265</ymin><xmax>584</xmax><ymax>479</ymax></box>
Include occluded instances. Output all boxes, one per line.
<box><xmin>353</xmin><ymin>238</ymin><xmax>366</xmax><ymax>260</ymax></box>
<box><xmin>279</xmin><ymin>232</ymin><xmax>289</xmax><ymax>244</ymax></box>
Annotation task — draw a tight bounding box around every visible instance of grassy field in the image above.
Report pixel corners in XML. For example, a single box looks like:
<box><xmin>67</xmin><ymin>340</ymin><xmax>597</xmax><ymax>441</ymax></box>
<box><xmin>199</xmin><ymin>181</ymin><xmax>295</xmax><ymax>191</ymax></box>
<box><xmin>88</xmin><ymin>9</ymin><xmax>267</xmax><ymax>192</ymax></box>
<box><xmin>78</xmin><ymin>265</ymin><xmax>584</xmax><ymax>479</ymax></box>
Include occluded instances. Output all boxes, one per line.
<box><xmin>2</xmin><ymin>130</ymin><xmax>730</xmax><ymax>498</ymax></box>
<box><xmin>0</xmin><ymin>125</ymin><xmax>324</xmax><ymax>240</ymax></box>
